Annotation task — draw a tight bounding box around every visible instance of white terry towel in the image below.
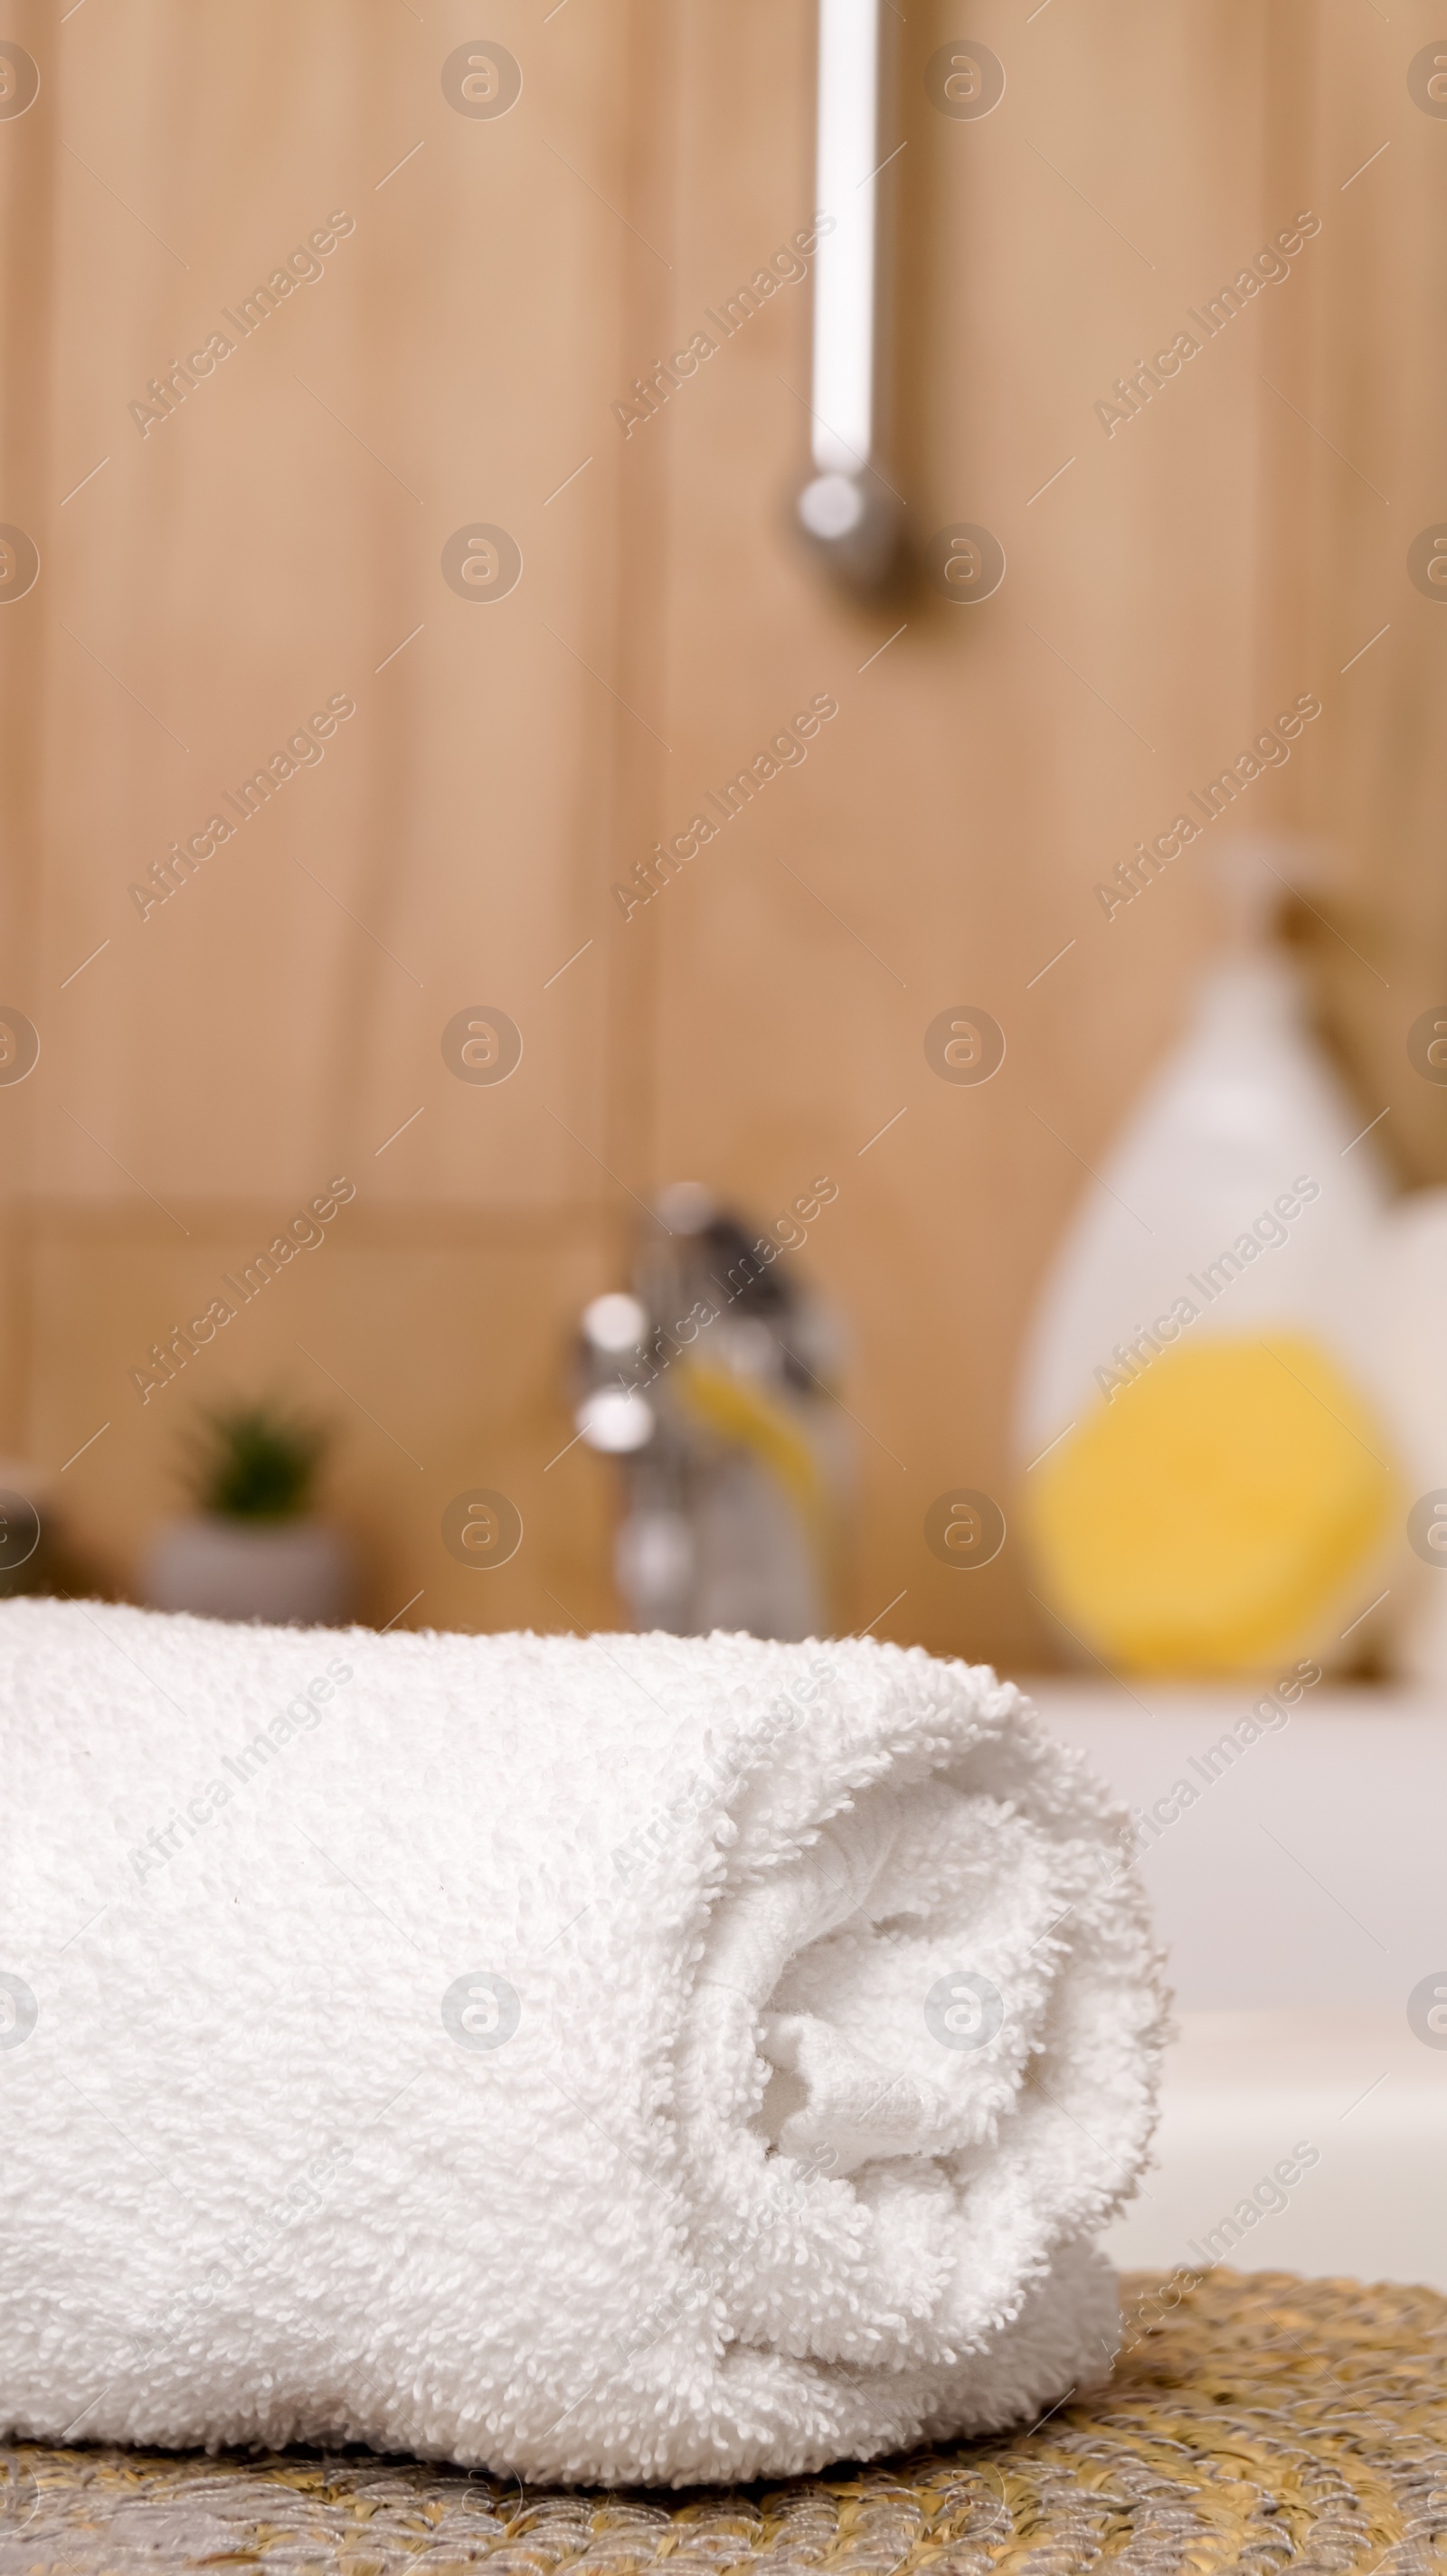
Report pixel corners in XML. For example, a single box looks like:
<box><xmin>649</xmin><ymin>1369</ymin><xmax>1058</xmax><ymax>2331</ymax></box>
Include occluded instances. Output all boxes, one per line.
<box><xmin>0</xmin><ymin>1600</ymin><xmax>1163</xmax><ymax>2486</ymax></box>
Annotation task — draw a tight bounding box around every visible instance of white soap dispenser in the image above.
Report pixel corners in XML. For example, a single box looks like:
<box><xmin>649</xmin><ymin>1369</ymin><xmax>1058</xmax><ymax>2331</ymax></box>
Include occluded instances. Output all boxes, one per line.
<box><xmin>1016</xmin><ymin>842</ymin><xmax>1400</xmax><ymax>1678</ymax></box>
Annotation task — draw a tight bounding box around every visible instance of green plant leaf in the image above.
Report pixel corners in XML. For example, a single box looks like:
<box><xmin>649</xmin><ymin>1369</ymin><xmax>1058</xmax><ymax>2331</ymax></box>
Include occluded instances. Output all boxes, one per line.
<box><xmin>178</xmin><ymin>1401</ymin><xmax>331</xmax><ymax>1521</ymax></box>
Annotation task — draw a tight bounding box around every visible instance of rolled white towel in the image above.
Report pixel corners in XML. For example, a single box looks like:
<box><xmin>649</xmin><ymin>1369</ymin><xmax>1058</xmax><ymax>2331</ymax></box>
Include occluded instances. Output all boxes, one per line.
<box><xmin>0</xmin><ymin>1600</ymin><xmax>1163</xmax><ymax>2485</ymax></box>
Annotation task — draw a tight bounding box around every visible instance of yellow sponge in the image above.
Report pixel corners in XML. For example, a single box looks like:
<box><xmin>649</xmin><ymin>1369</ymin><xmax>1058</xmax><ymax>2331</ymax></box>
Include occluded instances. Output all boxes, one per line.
<box><xmin>1026</xmin><ymin>1333</ymin><xmax>1395</xmax><ymax>1675</ymax></box>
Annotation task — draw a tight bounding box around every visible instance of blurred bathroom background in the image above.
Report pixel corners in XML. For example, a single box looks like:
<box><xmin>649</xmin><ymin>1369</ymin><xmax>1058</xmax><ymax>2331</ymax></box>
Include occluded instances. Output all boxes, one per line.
<box><xmin>0</xmin><ymin>0</ymin><xmax>1442</xmax><ymax>1672</ymax></box>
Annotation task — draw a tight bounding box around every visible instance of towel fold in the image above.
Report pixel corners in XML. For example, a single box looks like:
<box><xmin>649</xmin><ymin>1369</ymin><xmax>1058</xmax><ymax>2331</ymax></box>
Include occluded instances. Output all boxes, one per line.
<box><xmin>0</xmin><ymin>1601</ymin><xmax>1163</xmax><ymax>2484</ymax></box>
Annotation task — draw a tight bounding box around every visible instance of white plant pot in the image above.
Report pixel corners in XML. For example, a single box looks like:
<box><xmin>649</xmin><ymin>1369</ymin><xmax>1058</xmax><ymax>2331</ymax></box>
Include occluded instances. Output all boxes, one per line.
<box><xmin>141</xmin><ymin>1517</ymin><xmax>355</xmax><ymax>1627</ymax></box>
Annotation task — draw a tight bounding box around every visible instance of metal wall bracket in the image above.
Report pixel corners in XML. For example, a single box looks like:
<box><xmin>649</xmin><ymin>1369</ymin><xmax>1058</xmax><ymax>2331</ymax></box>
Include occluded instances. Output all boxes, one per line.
<box><xmin>796</xmin><ymin>0</ymin><xmax>900</xmax><ymax>592</ymax></box>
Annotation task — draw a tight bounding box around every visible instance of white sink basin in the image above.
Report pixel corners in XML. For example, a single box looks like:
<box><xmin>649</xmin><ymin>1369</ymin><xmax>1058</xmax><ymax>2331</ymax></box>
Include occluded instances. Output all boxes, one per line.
<box><xmin>1026</xmin><ymin>1683</ymin><xmax>1447</xmax><ymax>2289</ymax></box>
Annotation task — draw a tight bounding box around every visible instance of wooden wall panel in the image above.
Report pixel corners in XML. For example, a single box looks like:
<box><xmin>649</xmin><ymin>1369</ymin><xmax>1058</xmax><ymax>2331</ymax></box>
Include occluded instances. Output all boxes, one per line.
<box><xmin>1</xmin><ymin>0</ymin><xmax>656</xmax><ymax>1215</ymax></box>
<box><xmin>1</xmin><ymin>0</ymin><xmax>1442</xmax><ymax>1650</ymax></box>
<box><xmin>1257</xmin><ymin>0</ymin><xmax>1447</xmax><ymax>1185</ymax></box>
<box><xmin>0</xmin><ymin>0</ymin><xmax>652</xmax><ymax>1610</ymax></box>
<box><xmin>0</xmin><ymin>0</ymin><xmax>54</xmax><ymax>1447</ymax></box>
<box><xmin>647</xmin><ymin>1</ymin><xmax>1283</xmax><ymax>1664</ymax></box>
<box><xmin>22</xmin><ymin>1206</ymin><xmax>619</xmax><ymax>1636</ymax></box>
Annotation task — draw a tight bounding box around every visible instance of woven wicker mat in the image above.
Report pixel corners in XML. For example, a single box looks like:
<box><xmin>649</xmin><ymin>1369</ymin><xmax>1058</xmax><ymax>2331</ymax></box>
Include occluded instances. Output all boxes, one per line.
<box><xmin>0</xmin><ymin>2270</ymin><xmax>1442</xmax><ymax>2575</ymax></box>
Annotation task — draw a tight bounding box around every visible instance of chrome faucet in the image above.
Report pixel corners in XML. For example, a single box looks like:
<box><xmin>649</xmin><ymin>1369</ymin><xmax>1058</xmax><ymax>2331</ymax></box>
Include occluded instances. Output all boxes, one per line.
<box><xmin>572</xmin><ymin>1186</ymin><xmax>846</xmax><ymax>1639</ymax></box>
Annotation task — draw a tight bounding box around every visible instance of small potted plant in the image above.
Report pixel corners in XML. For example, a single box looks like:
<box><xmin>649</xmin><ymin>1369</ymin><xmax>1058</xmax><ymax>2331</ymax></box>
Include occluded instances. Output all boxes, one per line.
<box><xmin>141</xmin><ymin>1401</ymin><xmax>355</xmax><ymax>1626</ymax></box>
